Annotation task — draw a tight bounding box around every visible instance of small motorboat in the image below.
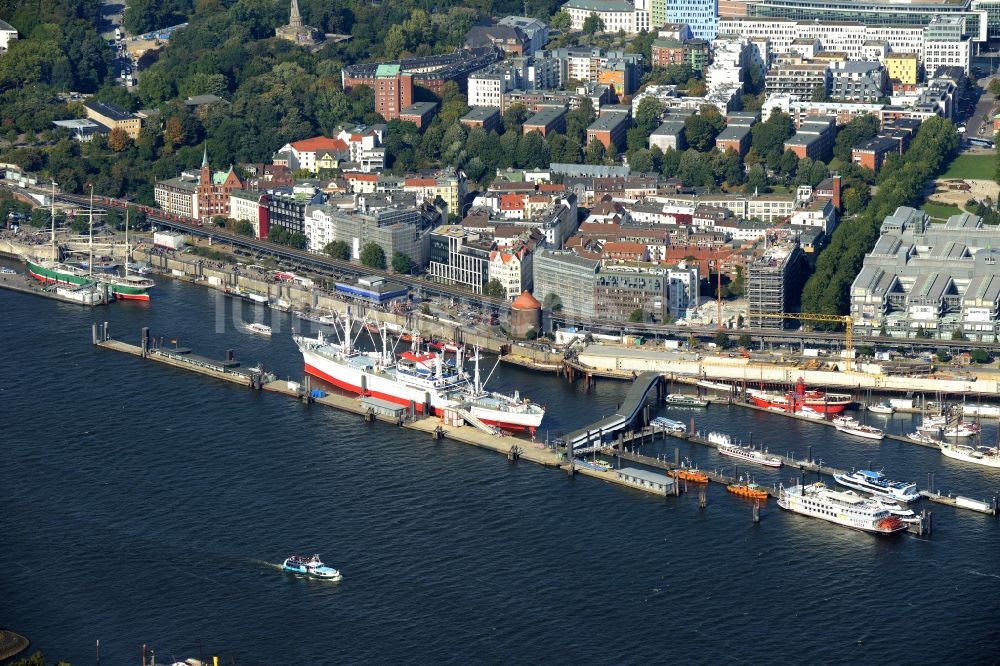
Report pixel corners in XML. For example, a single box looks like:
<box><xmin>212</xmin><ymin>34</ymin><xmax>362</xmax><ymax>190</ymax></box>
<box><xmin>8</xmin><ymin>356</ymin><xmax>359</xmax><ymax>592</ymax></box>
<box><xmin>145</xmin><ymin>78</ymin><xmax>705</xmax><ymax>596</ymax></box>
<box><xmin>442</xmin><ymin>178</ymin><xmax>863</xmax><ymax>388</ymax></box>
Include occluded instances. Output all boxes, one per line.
<box><xmin>867</xmin><ymin>402</ymin><xmax>894</xmax><ymax>415</ymax></box>
<box><xmin>244</xmin><ymin>322</ymin><xmax>272</xmax><ymax>337</ymax></box>
<box><xmin>282</xmin><ymin>554</ymin><xmax>342</xmax><ymax>580</ymax></box>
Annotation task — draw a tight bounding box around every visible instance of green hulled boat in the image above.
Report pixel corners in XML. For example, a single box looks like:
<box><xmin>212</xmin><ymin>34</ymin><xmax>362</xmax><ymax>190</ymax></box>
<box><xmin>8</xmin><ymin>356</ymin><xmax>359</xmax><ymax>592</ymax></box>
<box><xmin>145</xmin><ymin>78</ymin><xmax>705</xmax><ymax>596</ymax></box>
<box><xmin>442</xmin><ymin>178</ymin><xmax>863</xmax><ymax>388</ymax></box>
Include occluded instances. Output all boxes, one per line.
<box><xmin>95</xmin><ymin>273</ymin><xmax>155</xmax><ymax>301</ymax></box>
<box><xmin>27</xmin><ymin>259</ymin><xmax>93</xmax><ymax>286</ymax></box>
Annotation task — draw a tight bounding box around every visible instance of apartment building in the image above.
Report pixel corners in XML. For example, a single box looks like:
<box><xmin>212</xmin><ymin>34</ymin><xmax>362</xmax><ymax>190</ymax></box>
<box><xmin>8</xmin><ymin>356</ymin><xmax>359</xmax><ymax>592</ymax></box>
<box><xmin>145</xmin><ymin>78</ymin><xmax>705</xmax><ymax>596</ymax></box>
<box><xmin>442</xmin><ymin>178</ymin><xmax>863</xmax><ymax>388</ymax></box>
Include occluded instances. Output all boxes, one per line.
<box><xmin>746</xmin><ymin>242</ymin><xmax>803</xmax><ymax>328</ymax></box>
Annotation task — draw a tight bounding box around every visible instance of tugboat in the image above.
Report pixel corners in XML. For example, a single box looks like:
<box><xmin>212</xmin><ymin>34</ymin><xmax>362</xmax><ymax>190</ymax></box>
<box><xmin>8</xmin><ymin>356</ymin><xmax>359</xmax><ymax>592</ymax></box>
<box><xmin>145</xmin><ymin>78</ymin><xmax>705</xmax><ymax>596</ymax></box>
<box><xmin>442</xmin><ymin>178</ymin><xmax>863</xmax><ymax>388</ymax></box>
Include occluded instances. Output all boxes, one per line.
<box><xmin>281</xmin><ymin>554</ymin><xmax>342</xmax><ymax>580</ymax></box>
<box><xmin>670</xmin><ymin>463</ymin><xmax>709</xmax><ymax>483</ymax></box>
<box><xmin>727</xmin><ymin>478</ymin><xmax>769</xmax><ymax>500</ymax></box>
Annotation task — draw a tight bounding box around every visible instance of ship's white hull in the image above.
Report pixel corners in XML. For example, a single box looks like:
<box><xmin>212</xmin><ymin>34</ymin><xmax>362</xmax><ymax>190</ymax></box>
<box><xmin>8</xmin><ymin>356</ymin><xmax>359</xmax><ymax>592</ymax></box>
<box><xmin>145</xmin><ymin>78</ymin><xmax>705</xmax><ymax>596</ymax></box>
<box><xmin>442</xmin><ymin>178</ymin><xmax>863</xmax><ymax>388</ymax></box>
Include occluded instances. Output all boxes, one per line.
<box><xmin>778</xmin><ymin>488</ymin><xmax>906</xmax><ymax>534</ymax></box>
<box><xmin>832</xmin><ymin>474</ymin><xmax>919</xmax><ymax>503</ymax></box>
<box><xmin>717</xmin><ymin>445</ymin><xmax>782</xmax><ymax>468</ymax></box>
<box><xmin>467</xmin><ymin>403</ymin><xmax>544</xmax><ymax>431</ymax></box>
<box><xmin>940</xmin><ymin>444</ymin><xmax>1000</xmax><ymax>468</ymax></box>
<box><xmin>303</xmin><ymin>348</ymin><xmax>455</xmax><ymax>414</ymax></box>
<box><xmin>835</xmin><ymin>424</ymin><xmax>885</xmax><ymax>440</ymax></box>
<box><xmin>303</xmin><ymin>348</ymin><xmax>541</xmax><ymax>431</ymax></box>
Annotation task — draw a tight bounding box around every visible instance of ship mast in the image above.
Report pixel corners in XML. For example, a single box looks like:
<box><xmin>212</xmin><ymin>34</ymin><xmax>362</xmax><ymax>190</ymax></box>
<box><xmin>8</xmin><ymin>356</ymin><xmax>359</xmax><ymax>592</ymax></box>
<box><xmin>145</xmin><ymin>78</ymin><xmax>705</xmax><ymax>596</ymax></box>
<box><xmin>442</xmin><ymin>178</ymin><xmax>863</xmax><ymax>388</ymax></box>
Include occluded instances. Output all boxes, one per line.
<box><xmin>474</xmin><ymin>346</ymin><xmax>481</xmax><ymax>394</ymax></box>
<box><xmin>88</xmin><ymin>184</ymin><xmax>94</xmax><ymax>278</ymax></box>
<box><xmin>49</xmin><ymin>180</ymin><xmax>56</xmax><ymax>260</ymax></box>
<box><xmin>124</xmin><ymin>204</ymin><xmax>129</xmax><ymax>278</ymax></box>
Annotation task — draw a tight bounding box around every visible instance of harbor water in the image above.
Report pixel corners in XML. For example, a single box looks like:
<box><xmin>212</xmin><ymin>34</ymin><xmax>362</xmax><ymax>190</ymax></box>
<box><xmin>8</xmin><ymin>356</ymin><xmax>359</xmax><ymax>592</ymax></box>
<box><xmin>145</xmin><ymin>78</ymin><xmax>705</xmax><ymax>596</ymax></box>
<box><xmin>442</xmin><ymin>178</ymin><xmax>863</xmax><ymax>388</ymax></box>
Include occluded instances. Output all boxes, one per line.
<box><xmin>3</xmin><ymin>273</ymin><xmax>1000</xmax><ymax>664</ymax></box>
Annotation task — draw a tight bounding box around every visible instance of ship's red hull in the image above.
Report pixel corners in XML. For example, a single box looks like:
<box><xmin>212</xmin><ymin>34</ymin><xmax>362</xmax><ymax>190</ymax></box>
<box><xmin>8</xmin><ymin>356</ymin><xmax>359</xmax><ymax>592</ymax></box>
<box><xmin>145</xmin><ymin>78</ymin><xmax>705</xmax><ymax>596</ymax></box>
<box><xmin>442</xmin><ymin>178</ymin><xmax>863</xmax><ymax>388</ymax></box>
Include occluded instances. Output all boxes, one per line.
<box><xmin>750</xmin><ymin>394</ymin><xmax>850</xmax><ymax>414</ymax></box>
<box><xmin>304</xmin><ymin>362</ymin><xmax>532</xmax><ymax>431</ymax></box>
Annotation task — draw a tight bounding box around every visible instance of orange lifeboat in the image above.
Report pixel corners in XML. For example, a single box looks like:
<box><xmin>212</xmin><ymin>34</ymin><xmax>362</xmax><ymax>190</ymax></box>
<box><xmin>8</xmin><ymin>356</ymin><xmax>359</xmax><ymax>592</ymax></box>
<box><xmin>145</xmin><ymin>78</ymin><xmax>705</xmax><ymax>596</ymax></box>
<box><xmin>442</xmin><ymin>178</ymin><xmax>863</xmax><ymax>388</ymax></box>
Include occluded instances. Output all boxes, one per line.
<box><xmin>671</xmin><ymin>468</ymin><xmax>709</xmax><ymax>483</ymax></box>
<box><xmin>727</xmin><ymin>481</ymin><xmax>769</xmax><ymax>501</ymax></box>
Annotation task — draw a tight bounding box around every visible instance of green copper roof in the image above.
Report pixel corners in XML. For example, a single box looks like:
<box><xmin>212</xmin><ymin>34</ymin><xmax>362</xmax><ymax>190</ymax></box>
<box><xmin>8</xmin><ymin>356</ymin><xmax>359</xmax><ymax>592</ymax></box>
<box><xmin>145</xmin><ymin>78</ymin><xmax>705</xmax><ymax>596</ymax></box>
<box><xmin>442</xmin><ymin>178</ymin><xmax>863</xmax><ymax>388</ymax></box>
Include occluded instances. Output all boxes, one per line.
<box><xmin>376</xmin><ymin>64</ymin><xmax>401</xmax><ymax>77</ymax></box>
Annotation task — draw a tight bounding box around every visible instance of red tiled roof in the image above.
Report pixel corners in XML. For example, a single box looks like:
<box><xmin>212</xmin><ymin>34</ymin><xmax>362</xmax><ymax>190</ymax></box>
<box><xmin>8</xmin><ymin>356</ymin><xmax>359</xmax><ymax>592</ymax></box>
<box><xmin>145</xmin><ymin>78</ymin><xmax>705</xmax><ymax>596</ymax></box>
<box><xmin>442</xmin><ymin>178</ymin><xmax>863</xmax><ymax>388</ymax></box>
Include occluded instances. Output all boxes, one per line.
<box><xmin>291</xmin><ymin>136</ymin><xmax>349</xmax><ymax>153</ymax></box>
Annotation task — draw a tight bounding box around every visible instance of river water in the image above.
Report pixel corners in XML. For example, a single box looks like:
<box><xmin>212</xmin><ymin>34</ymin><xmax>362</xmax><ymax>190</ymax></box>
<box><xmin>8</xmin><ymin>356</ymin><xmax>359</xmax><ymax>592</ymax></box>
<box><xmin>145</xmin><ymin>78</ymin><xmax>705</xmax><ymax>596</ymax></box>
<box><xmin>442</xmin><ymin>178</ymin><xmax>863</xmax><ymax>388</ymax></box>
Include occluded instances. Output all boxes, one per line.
<box><xmin>2</xmin><ymin>273</ymin><xmax>999</xmax><ymax>664</ymax></box>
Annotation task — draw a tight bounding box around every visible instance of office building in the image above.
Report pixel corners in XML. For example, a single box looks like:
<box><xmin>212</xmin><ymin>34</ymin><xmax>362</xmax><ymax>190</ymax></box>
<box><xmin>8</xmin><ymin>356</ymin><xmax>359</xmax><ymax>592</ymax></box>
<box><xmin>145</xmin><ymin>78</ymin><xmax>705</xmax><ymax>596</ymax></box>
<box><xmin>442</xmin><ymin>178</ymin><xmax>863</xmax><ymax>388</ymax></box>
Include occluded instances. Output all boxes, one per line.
<box><xmin>533</xmin><ymin>250</ymin><xmax>601</xmax><ymax>318</ymax></box>
<box><xmin>923</xmin><ymin>16</ymin><xmax>972</xmax><ymax>76</ymax></box>
<box><xmin>851</xmin><ymin>207</ymin><xmax>1000</xmax><ymax>340</ymax></box>
<box><xmin>303</xmin><ymin>202</ymin><xmax>429</xmax><ymax>265</ymax></box>
<box><xmin>744</xmin><ymin>0</ymin><xmax>988</xmax><ymax>44</ymax></box>
<box><xmin>428</xmin><ymin>225</ymin><xmax>493</xmax><ymax>293</ymax></box>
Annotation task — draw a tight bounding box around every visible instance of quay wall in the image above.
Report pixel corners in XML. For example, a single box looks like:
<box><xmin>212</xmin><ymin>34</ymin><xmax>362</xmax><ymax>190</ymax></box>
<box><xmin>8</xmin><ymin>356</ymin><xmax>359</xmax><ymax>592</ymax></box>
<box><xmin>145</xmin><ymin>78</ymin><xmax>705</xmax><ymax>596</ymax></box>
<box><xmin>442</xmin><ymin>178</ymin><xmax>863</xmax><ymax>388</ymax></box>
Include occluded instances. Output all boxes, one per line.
<box><xmin>578</xmin><ymin>346</ymin><xmax>1000</xmax><ymax>396</ymax></box>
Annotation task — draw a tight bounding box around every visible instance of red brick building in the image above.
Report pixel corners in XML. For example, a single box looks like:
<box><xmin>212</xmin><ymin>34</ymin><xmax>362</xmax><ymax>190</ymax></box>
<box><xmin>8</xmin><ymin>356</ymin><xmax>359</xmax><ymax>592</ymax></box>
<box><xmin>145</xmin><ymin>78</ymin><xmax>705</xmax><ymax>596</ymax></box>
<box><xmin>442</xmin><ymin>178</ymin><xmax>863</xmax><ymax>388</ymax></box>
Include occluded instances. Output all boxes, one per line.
<box><xmin>197</xmin><ymin>148</ymin><xmax>243</xmax><ymax>223</ymax></box>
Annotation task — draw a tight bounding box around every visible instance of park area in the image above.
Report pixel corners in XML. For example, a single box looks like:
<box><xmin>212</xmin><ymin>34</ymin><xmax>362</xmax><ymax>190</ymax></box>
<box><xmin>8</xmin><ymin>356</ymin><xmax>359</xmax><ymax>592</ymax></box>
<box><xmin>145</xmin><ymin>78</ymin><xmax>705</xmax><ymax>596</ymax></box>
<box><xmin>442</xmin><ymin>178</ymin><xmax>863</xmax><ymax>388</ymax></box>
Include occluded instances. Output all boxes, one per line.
<box><xmin>941</xmin><ymin>154</ymin><xmax>996</xmax><ymax>180</ymax></box>
<box><xmin>922</xmin><ymin>153</ymin><xmax>999</xmax><ymax>218</ymax></box>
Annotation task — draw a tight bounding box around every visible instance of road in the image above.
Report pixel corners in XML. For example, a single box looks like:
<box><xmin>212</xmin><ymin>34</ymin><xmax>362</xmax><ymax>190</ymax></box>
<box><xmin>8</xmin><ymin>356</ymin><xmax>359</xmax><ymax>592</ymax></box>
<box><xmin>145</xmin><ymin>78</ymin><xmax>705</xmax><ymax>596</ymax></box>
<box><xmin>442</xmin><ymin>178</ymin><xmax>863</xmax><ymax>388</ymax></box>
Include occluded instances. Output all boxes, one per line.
<box><xmin>11</xmin><ymin>186</ymin><xmax>1000</xmax><ymax>356</ymax></box>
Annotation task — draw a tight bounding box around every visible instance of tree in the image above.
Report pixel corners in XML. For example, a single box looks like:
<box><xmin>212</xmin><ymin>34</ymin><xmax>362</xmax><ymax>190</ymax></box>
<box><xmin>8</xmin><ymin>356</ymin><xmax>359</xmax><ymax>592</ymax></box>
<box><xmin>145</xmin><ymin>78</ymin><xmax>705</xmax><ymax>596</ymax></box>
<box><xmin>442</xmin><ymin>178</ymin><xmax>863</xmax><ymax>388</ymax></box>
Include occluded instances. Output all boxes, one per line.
<box><xmin>751</xmin><ymin>112</ymin><xmax>795</xmax><ymax>165</ymax></box>
<box><xmin>810</xmin><ymin>84</ymin><xmax>829</xmax><ymax>102</ymax></box>
<box><xmin>737</xmin><ymin>334</ymin><xmax>752</xmax><ymax>349</ymax></box>
<box><xmin>543</xmin><ymin>293</ymin><xmax>563</xmax><ymax>312</ymax></box>
<box><xmin>502</xmin><ymin>103</ymin><xmax>529</xmax><ymax>134</ymax></box>
<box><xmin>634</xmin><ymin>97</ymin><xmax>666</xmax><ymax>136</ymax></box>
<box><xmin>584</xmin><ymin>139</ymin><xmax>606</xmax><ymax>165</ymax></box>
<box><xmin>550</xmin><ymin>10</ymin><xmax>572</xmax><ymax>31</ymax></box>
<box><xmin>683</xmin><ymin>106</ymin><xmax>724</xmax><ymax>152</ymax></box>
<box><xmin>232</xmin><ymin>219</ymin><xmax>255</xmax><ymax>236</ymax></box>
<box><xmin>391</xmin><ymin>251</ymin><xmax>415</xmax><ymax>274</ymax></box>
<box><xmin>970</xmin><ymin>348</ymin><xmax>992</xmax><ymax>364</ymax></box>
<box><xmin>714</xmin><ymin>331</ymin><xmax>730</xmax><ymax>349</ymax></box>
<box><xmin>359</xmin><ymin>242</ymin><xmax>386</xmax><ymax>269</ymax></box>
<box><xmin>745</xmin><ymin>165</ymin><xmax>768</xmax><ymax>194</ymax></box>
<box><xmin>989</xmin><ymin>79</ymin><xmax>1000</xmax><ymax>98</ymax></box>
<box><xmin>833</xmin><ymin>114</ymin><xmax>879</xmax><ymax>163</ymax></box>
<box><xmin>678</xmin><ymin>150</ymin><xmax>712</xmax><ymax>187</ymax></box>
<box><xmin>484</xmin><ymin>278</ymin><xmax>507</xmax><ymax>299</ymax></box>
<box><xmin>107</xmin><ymin>126</ymin><xmax>133</xmax><ymax>152</ymax></box>
<box><xmin>629</xmin><ymin>308</ymin><xmax>646</xmax><ymax>323</ymax></box>
<box><xmin>324</xmin><ymin>240</ymin><xmax>351</xmax><ymax>261</ymax></box>
<box><xmin>951</xmin><ymin>329</ymin><xmax>967</xmax><ymax>340</ymax></box>
<box><xmin>582</xmin><ymin>13</ymin><xmax>605</xmax><ymax>37</ymax></box>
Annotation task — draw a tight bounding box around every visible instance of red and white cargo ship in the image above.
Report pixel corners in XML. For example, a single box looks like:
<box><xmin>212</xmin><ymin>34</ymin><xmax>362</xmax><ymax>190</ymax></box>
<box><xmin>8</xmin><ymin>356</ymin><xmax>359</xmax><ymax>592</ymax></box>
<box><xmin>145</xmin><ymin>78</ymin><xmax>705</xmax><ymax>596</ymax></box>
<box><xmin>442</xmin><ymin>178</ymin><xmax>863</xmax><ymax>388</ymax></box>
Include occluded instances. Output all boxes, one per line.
<box><xmin>293</xmin><ymin>319</ymin><xmax>545</xmax><ymax>434</ymax></box>
<box><xmin>748</xmin><ymin>378</ymin><xmax>852</xmax><ymax>414</ymax></box>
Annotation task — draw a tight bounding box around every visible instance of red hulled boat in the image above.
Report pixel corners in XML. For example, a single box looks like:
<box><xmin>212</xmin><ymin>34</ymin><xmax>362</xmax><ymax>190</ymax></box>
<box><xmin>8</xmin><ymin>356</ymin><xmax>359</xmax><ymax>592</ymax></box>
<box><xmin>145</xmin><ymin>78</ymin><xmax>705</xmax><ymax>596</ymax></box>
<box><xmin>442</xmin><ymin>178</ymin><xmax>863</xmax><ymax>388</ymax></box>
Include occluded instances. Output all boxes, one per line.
<box><xmin>748</xmin><ymin>378</ymin><xmax>852</xmax><ymax>414</ymax></box>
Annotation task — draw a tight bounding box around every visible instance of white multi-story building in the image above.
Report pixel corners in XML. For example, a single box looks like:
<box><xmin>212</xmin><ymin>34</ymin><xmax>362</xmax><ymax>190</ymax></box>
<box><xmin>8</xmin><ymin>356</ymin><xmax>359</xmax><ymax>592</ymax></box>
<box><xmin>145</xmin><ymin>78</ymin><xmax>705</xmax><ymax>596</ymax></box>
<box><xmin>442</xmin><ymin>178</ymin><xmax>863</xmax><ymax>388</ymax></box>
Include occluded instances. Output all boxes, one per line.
<box><xmin>718</xmin><ymin>18</ymin><xmax>925</xmax><ymax>63</ymax></box>
<box><xmin>229</xmin><ymin>189</ymin><xmax>269</xmax><ymax>238</ymax></box>
<box><xmin>0</xmin><ymin>19</ymin><xmax>18</xmax><ymax>50</ymax></box>
<box><xmin>562</xmin><ymin>0</ymin><xmax>646</xmax><ymax>34</ymax></box>
<box><xmin>336</xmin><ymin>125</ymin><xmax>386</xmax><ymax>173</ymax></box>
<box><xmin>273</xmin><ymin>136</ymin><xmax>350</xmax><ymax>174</ymax></box>
<box><xmin>923</xmin><ymin>17</ymin><xmax>971</xmax><ymax>76</ymax></box>
<box><xmin>467</xmin><ymin>70</ymin><xmax>510</xmax><ymax>108</ymax></box>
<box><xmin>489</xmin><ymin>242</ymin><xmax>534</xmax><ymax>299</ymax></box>
<box><xmin>667</xmin><ymin>262</ymin><xmax>700</xmax><ymax>319</ymax></box>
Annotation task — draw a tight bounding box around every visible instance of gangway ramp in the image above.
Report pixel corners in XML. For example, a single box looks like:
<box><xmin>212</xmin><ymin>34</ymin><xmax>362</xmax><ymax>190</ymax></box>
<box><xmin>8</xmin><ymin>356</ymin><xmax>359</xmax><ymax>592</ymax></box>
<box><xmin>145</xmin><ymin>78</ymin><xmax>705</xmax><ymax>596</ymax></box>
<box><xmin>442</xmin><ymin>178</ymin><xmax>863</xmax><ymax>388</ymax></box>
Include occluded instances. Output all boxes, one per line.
<box><xmin>454</xmin><ymin>405</ymin><xmax>503</xmax><ymax>436</ymax></box>
<box><xmin>562</xmin><ymin>371</ymin><xmax>662</xmax><ymax>451</ymax></box>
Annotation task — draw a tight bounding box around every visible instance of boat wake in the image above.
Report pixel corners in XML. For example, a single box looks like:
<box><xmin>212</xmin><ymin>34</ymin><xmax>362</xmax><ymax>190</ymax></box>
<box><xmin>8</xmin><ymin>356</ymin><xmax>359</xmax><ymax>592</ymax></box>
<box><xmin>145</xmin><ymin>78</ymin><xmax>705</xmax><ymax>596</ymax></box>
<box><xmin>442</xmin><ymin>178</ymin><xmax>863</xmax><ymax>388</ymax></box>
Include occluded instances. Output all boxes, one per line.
<box><xmin>248</xmin><ymin>558</ymin><xmax>285</xmax><ymax>571</ymax></box>
<box><xmin>967</xmin><ymin>569</ymin><xmax>1000</xmax><ymax>580</ymax></box>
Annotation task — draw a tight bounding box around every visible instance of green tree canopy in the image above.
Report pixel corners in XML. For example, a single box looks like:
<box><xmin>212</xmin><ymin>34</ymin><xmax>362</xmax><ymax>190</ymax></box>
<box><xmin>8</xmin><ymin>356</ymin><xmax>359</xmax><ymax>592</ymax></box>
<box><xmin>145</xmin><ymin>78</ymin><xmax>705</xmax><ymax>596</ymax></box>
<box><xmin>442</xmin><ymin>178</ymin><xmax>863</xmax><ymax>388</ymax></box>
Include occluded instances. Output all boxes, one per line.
<box><xmin>484</xmin><ymin>278</ymin><xmax>506</xmax><ymax>298</ymax></box>
<box><xmin>324</xmin><ymin>240</ymin><xmax>351</xmax><ymax>260</ymax></box>
<box><xmin>359</xmin><ymin>242</ymin><xmax>387</xmax><ymax>269</ymax></box>
<box><xmin>391</xmin><ymin>251</ymin><xmax>414</xmax><ymax>274</ymax></box>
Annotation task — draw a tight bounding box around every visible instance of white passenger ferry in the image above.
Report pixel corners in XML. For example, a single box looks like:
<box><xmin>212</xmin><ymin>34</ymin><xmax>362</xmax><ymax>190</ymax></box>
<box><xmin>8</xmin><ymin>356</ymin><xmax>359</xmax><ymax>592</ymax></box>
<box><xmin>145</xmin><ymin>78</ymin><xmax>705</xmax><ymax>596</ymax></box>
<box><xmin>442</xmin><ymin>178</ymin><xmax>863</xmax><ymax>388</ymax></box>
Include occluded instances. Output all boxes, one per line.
<box><xmin>778</xmin><ymin>482</ymin><xmax>908</xmax><ymax>535</ymax></box>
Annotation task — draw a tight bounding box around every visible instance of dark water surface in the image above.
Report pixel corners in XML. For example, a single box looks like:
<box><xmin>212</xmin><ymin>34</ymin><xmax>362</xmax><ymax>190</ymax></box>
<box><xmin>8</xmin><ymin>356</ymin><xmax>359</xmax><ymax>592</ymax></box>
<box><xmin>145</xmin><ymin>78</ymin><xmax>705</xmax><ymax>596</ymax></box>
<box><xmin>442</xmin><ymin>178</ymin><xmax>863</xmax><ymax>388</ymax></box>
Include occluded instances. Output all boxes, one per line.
<box><xmin>3</xmin><ymin>274</ymin><xmax>1000</xmax><ymax>664</ymax></box>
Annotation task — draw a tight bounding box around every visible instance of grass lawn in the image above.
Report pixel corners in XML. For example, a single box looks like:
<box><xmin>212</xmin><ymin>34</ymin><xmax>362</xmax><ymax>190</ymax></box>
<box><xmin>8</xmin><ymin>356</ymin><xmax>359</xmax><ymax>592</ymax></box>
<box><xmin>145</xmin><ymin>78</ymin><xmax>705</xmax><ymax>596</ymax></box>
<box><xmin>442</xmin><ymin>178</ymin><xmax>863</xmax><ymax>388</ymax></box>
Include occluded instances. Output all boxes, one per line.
<box><xmin>941</xmin><ymin>154</ymin><xmax>996</xmax><ymax>180</ymax></box>
<box><xmin>921</xmin><ymin>201</ymin><xmax>963</xmax><ymax>220</ymax></box>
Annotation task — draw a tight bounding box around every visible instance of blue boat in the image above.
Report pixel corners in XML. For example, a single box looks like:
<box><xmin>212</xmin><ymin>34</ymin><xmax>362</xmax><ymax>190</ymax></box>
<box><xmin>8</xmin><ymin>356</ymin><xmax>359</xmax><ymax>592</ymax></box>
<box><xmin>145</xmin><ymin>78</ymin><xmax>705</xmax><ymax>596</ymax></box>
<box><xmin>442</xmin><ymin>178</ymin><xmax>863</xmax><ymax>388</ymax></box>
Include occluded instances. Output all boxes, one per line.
<box><xmin>281</xmin><ymin>554</ymin><xmax>342</xmax><ymax>580</ymax></box>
